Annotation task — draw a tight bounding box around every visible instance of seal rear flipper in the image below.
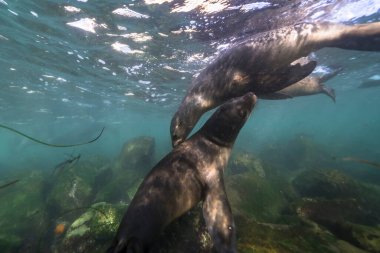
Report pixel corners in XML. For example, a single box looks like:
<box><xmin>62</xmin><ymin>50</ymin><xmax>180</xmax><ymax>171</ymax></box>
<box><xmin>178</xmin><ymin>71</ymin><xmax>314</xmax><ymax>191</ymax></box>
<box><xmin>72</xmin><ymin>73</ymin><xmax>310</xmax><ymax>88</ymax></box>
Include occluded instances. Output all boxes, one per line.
<box><xmin>321</xmin><ymin>85</ymin><xmax>336</xmax><ymax>103</ymax></box>
<box><xmin>258</xmin><ymin>60</ymin><xmax>317</xmax><ymax>94</ymax></box>
<box><xmin>202</xmin><ymin>178</ymin><xmax>236</xmax><ymax>253</ymax></box>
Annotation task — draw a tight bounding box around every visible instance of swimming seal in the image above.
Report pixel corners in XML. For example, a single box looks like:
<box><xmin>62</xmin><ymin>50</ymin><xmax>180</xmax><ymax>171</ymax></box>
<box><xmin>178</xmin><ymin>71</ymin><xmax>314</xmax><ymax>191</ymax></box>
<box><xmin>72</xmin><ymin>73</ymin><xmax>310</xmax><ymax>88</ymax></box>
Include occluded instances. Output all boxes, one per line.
<box><xmin>262</xmin><ymin>66</ymin><xmax>342</xmax><ymax>102</ymax></box>
<box><xmin>171</xmin><ymin>21</ymin><xmax>380</xmax><ymax>147</ymax></box>
<box><xmin>107</xmin><ymin>92</ymin><xmax>257</xmax><ymax>253</ymax></box>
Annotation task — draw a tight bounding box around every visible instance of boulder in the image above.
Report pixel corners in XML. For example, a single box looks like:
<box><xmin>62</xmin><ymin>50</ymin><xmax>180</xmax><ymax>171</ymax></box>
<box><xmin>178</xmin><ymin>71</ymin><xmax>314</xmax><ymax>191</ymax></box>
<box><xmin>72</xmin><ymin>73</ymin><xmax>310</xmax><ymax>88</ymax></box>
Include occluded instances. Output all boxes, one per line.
<box><xmin>116</xmin><ymin>136</ymin><xmax>155</xmax><ymax>176</ymax></box>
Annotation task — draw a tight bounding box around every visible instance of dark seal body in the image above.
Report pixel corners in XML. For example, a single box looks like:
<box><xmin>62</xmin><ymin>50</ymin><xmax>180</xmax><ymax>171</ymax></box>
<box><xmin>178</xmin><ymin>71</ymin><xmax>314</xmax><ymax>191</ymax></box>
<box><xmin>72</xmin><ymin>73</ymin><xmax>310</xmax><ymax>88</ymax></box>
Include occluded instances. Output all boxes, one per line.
<box><xmin>171</xmin><ymin>21</ymin><xmax>380</xmax><ymax>146</ymax></box>
<box><xmin>107</xmin><ymin>93</ymin><xmax>257</xmax><ymax>253</ymax></box>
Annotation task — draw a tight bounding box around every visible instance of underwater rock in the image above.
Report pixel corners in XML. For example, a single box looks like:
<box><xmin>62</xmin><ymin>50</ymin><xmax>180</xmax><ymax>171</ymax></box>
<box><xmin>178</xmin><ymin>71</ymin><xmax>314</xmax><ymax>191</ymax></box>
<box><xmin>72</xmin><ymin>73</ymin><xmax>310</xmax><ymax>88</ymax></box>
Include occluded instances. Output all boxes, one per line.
<box><xmin>54</xmin><ymin>202</ymin><xmax>126</xmax><ymax>253</ymax></box>
<box><xmin>227</xmin><ymin>151</ymin><xmax>266</xmax><ymax>177</ymax></box>
<box><xmin>294</xmin><ymin>198</ymin><xmax>374</xmax><ymax>226</ymax></box>
<box><xmin>315</xmin><ymin>220</ymin><xmax>380</xmax><ymax>253</ymax></box>
<box><xmin>45</xmin><ymin>167</ymin><xmax>93</xmax><ymax>215</ymax></box>
<box><xmin>0</xmin><ymin>170</ymin><xmax>48</xmax><ymax>252</ymax></box>
<box><xmin>234</xmin><ymin>213</ymin><xmax>367</xmax><ymax>253</ymax></box>
<box><xmin>292</xmin><ymin>169</ymin><xmax>360</xmax><ymax>199</ymax></box>
<box><xmin>225</xmin><ymin>169</ymin><xmax>296</xmax><ymax>222</ymax></box>
<box><xmin>346</xmin><ymin>223</ymin><xmax>380</xmax><ymax>253</ymax></box>
<box><xmin>95</xmin><ymin>142</ymin><xmax>151</xmax><ymax>204</ymax></box>
<box><xmin>293</xmin><ymin>168</ymin><xmax>380</xmax><ymax>222</ymax></box>
<box><xmin>0</xmin><ymin>234</ymin><xmax>21</xmax><ymax>253</ymax></box>
<box><xmin>294</xmin><ymin>198</ymin><xmax>380</xmax><ymax>251</ymax></box>
<box><xmin>116</xmin><ymin>136</ymin><xmax>155</xmax><ymax>175</ymax></box>
<box><xmin>292</xmin><ymin>169</ymin><xmax>380</xmax><ymax>252</ymax></box>
<box><xmin>94</xmin><ymin>170</ymin><xmax>141</xmax><ymax>204</ymax></box>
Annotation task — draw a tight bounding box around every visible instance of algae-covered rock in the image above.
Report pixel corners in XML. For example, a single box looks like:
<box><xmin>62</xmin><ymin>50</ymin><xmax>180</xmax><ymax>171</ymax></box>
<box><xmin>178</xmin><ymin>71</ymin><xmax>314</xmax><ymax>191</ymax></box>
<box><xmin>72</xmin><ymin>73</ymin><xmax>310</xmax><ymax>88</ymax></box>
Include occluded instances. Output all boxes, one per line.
<box><xmin>95</xmin><ymin>136</ymin><xmax>155</xmax><ymax>204</ymax></box>
<box><xmin>294</xmin><ymin>198</ymin><xmax>373</xmax><ymax>226</ymax></box>
<box><xmin>46</xmin><ymin>168</ymin><xmax>93</xmax><ymax>214</ymax></box>
<box><xmin>228</xmin><ymin>151</ymin><xmax>266</xmax><ymax>177</ymax></box>
<box><xmin>226</xmin><ymin>171</ymin><xmax>295</xmax><ymax>222</ymax></box>
<box><xmin>94</xmin><ymin>170</ymin><xmax>141</xmax><ymax>203</ymax></box>
<box><xmin>116</xmin><ymin>136</ymin><xmax>155</xmax><ymax>175</ymax></box>
<box><xmin>55</xmin><ymin>202</ymin><xmax>126</xmax><ymax>253</ymax></box>
<box><xmin>298</xmin><ymin>218</ymin><xmax>380</xmax><ymax>252</ymax></box>
<box><xmin>291</xmin><ymin>169</ymin><xmax>380</xmax><ymax>252</ymax></box>
<box><xmin>234</xmin><ymin>214</ymin><xmax>367</xmax><ymax>253</ymax></box>
<box><xmin>292</xmin><ymin>169</ymin><xmax>360</xmax><ymax>199</ymax></box>
<box><xmin>348</xmin><ymin>223</ymin><xmax>380</xmax><ymax>252</ymax></box>
<box><xmin>0</xmin><ymin>170</ymin><xmax>48</xmax><ymax>252</ymax></box>
<box><xmin>0</xmin><ymin>233</ymin><xmax>22</xmax><ymax>253</ymax></box>
<box><xmin>292</xmin><ymin>169</ymin><xmax>380</xmax><ymax>223</ymax></box>
<box><xmin>45</xmin><ymin>155</ymin><xmax>113</xmax><ymax>215</ymax></box>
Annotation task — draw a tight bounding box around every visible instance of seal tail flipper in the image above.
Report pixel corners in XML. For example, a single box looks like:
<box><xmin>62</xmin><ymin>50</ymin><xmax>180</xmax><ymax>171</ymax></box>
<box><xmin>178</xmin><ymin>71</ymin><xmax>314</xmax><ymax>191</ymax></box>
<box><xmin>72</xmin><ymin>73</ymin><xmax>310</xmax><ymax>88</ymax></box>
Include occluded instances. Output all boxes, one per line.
<box><xmin>321</xmin><ymin>85</ymin><xmax>336</xmax><ymax>103</ymax></box>
<box><xmin>203</xmin><ymin>176</ymin><xmax>237</xmax><ymax>253</ymax></box>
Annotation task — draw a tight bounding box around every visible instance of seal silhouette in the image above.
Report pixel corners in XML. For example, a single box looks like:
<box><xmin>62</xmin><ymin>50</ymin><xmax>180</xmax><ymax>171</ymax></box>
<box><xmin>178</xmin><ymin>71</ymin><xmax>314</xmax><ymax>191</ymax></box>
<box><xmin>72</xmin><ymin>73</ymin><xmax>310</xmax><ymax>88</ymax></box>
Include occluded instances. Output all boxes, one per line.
<box><xmin>170</xmin><ymin>21</ymin><xmax>380</xmax><ymax>147</ymax></box>
<box><xmin>263</xmin><ymin>66</ymin><xmax>342</xmax><ymax>102</ymax></box>
<box><xmin>107</xmin><ymin>92</ymin><xmax>257</xmax><ymax>253</ymax></box>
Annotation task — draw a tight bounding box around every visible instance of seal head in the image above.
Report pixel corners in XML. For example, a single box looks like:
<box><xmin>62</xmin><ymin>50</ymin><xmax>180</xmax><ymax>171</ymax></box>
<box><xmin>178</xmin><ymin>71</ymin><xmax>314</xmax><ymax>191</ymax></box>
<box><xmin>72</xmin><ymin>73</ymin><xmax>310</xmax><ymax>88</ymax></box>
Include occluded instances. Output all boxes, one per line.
<box><xmin>200</xmin><ymin>92</ymin><xmax>256</xmax><ymax>147</ymax></box>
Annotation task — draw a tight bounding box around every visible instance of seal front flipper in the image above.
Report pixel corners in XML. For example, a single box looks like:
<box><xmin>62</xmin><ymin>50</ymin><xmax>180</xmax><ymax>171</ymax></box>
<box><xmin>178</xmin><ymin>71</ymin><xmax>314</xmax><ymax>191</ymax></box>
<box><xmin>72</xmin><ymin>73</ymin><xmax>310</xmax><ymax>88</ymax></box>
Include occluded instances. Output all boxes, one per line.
<box><xmin>257</xmin><ymin>60</ymin><xmax>317</xmax><ymax>94</ymax></box>
<box><xmin>203</xmin><ymin>175</ymin><xmax>236</xmax><ymax>253</ymax></box>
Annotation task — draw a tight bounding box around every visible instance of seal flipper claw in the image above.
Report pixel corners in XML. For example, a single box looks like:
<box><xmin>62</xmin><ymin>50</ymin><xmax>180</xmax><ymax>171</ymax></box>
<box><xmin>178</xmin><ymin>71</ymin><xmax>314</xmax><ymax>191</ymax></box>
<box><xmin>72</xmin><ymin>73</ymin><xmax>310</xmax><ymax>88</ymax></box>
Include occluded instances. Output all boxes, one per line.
<box><xmin>203</xmin><ymin>175</ymin><xmax>236</xmax><ymax>253</ymax></box>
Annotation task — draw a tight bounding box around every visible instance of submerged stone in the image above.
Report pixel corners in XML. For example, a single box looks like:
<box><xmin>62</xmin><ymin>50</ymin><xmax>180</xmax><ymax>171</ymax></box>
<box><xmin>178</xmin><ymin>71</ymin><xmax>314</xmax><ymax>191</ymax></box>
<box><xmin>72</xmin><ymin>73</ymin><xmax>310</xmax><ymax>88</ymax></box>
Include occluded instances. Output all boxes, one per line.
<box><xmin>291</xmin><ymin>168</ymin><xmax>380</xmax><ymax>251</ymax></box>
<box><xmin>55</xmin><ymin>202</ymin><xmax>126</xmax><ymax>253</ymax></box>
<box><xmin>116</xmin><ymin>136</ymin><xmax>155</xmax><ymax>175</ymax></box>
<box><xmin>292</xmin><ymin>169</ymin><xmax>360</xmax><ymax>199</ymax></box>
<box><xmin>234</xmin><ymin>214</ymin><xmax>368</xmax><ymax>253</ymax></box>
<box><xmin>226</xmin><ymin>168</ymin><xmax>295</xmax><ymax>222</ymax></box>
<box><xmin>45</xmin><ymin>168</ymin><xmax>93</xmax><ymax>214</ymax></box>
<box><xmin>94</xmin><ymin>170</ymin><xmax>140</xmax><ymax>203</ymax></box>
<box><xmin>0</xmin><ymin>170</ymin><xmax>48</xmax><ymax>251</ymax></box>
<box><xmin>228</xmin><ymin>151</ymin><xmax>266</xmax><ymax>177</ymax></box>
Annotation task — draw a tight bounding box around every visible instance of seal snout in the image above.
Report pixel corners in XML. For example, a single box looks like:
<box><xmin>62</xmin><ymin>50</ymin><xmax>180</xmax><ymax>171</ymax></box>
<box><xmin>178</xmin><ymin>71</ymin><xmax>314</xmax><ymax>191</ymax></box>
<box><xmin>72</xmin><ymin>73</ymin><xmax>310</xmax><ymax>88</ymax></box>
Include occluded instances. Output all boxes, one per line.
<box><xmin>242</xmin><ymin>92</ymin><xmax>257</xmax><ymax>109</ymax></box>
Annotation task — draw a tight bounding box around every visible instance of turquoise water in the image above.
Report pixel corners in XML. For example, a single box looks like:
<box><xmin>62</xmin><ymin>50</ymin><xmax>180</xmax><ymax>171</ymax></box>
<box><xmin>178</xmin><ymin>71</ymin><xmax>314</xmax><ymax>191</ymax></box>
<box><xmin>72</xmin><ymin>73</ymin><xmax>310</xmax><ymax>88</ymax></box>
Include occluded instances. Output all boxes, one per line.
<box><xmin>1</xmin><ymin>0</ymin><xmax>380</xmax><ymax>252</ymax></box>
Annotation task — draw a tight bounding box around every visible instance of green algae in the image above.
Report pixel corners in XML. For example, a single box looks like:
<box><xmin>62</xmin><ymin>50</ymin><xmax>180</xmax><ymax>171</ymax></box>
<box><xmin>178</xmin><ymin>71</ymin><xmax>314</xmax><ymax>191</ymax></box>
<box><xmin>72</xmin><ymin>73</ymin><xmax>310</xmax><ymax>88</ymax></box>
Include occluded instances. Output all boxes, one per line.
<box><xmin>56</xmin><ymin>202</ymin><xmax>126</xmax><ymax>253</ymax></box>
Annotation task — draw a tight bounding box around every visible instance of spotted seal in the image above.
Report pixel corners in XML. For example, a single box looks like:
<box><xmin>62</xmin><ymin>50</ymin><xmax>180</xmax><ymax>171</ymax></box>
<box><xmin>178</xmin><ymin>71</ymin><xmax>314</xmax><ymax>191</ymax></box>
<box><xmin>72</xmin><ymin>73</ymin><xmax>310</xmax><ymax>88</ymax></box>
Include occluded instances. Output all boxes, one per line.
<box><xmin>171</xmin><ymin>21</ymin><xmax>380</xmax><ymax>147</ymax></box>
<box><xmin>107</xmin><ymin>92</ymin><xmax>257</xmax><ymax>253</ymax></box>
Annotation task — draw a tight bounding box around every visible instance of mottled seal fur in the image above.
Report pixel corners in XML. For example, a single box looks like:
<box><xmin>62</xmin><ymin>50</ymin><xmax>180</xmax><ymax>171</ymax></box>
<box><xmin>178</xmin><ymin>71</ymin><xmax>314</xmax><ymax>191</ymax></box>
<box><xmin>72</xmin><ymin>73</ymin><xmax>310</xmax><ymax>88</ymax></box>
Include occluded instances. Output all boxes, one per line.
<box><xmin>107</xmin><ymin>92</ymin><xmax>257</xmax><ymax>253</ymax></box>
<box><xmin>171</xmin><ymin>21</ymin><xmax>380</xmax><ymax>147</ymax></box>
